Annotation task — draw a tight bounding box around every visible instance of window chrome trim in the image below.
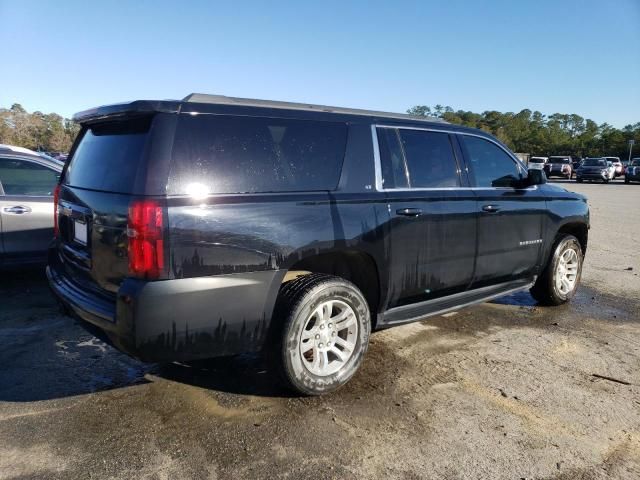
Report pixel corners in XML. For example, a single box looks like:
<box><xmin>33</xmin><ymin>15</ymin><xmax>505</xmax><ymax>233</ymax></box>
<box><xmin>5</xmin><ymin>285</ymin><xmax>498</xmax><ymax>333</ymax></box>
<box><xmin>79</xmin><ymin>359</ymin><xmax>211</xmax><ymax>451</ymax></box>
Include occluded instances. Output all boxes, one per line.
<box><xmin>371</xmin><ymin>124</ymin><xmax>533</xmax><ymax>192</ymax></box>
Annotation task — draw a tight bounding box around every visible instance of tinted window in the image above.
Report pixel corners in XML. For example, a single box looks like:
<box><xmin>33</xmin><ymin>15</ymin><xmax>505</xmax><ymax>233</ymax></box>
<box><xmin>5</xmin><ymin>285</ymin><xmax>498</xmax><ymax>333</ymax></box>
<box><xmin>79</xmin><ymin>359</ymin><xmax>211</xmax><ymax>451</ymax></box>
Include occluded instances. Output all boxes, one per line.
<box><xmin>549</xmin><ymin>158</ymin><xmax>571</xmax><ymax>164</ymax></box>
<box><xmin>169</xmin><ymin>115</ymin><xmax>347</xmax><ymax>194</ymax></box>
<box><xmin>583</xmin><ymin>159</ymin><xmax>606</xmax><ymax>166</ymax></box>
<box><xmin>0</xmin><ymin>158</ymin><xmax>59</xmax><ymax>196</ymax></box>
<box><xmin>377</xmin><ymin>128</ymin><xmax>408</xmax><ymax>189</ymax></box>
<box><xmin>461</xmin><ymin>135</ymin><xmax>522</xmax><ymax>188</ymax></box>
<box><xmin>398</xmin><ymin>130</ymin><xmax>460</xmax><ymax>188</ymax></box>
<box><xmin>64</xmin><ymin>117</ymin><xmax>150</xmax><ymax>193</ymax></box>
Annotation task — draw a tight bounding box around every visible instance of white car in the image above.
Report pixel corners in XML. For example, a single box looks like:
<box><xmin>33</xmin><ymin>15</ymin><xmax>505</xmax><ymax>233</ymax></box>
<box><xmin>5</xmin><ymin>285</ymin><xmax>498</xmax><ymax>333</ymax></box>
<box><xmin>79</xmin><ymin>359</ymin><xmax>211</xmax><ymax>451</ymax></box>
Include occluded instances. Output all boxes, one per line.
<box><xmin>604</xmin><ymin>157</ymin><xmax>623</xmax><ymax>177</ymax></box>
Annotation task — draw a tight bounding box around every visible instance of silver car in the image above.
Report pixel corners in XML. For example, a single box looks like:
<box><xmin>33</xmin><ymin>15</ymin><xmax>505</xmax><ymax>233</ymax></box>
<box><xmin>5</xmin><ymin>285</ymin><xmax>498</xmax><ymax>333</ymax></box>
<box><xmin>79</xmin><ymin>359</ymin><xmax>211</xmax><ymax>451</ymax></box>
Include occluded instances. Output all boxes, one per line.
<box><xmin>0</xmin><ymin>145</ymin><xmax>62</xmax><ymax>266</ymax></box>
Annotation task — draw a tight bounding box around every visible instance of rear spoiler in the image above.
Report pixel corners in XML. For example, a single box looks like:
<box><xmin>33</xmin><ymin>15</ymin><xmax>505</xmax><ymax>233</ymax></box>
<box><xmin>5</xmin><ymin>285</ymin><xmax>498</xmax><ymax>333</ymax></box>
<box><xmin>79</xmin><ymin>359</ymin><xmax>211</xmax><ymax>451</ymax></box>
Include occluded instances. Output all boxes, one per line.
<box><xmin>73</xmin><ymin>100</ymin><xmax>181</xmax><ymax>124</ymax></box>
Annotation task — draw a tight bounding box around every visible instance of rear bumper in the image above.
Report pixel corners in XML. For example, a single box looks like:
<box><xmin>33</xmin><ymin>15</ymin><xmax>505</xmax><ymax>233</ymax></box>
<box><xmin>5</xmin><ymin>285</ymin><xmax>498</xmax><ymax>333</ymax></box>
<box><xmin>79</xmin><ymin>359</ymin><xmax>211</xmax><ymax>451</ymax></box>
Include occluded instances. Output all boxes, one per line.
<box><xmin>47</xmin><ymin>259</ymin><xmax>284</xmax><ymax>362</ymax></box>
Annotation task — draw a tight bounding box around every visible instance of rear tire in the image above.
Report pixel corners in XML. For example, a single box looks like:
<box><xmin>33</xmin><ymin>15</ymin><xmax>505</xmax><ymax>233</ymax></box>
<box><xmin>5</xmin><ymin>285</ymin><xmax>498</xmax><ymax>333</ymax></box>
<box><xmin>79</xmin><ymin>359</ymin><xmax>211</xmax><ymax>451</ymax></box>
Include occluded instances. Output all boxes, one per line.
<box><xmin>530</xmin><ymin>234</ymin><xmax>583</xmax><ymax>306</ymax></box>
<box><xmin>270</xmin><ymin>273</ymin><xmax>371</xmax><ymax>395</ymax></box>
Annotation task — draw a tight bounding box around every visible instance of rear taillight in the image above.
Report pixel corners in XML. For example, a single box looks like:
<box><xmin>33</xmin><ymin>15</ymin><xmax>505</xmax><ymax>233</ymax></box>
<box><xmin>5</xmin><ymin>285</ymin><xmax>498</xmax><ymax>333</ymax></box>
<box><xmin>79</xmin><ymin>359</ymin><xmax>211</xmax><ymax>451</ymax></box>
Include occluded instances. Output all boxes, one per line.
<box><xmin>53</xmin><ymin>184</ymin><xmax>61</xmax><ymax>237</ymax></box>
<box><xmin>127</xmin><ymin>200</ymin><xmax>165</xmax><ymax>279</ymax></box>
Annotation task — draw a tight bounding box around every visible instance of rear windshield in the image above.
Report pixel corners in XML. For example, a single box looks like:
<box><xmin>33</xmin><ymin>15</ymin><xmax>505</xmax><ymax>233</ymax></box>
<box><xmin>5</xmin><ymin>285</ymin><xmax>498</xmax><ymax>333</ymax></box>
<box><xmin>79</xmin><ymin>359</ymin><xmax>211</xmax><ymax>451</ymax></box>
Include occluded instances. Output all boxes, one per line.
<box><xmin>168</xmin><ymin>115</ymin><xmax>348</xmax><ymax>195</ymax></box>
<box><xmin>529</xmin><ymin>158</ymin><xmax>545</xmax><ymax>163</ymax></box>
<box><xmin>63</xmin><ymin>117</ymin><xmax>150</xmax><ymax>193</ymax></box>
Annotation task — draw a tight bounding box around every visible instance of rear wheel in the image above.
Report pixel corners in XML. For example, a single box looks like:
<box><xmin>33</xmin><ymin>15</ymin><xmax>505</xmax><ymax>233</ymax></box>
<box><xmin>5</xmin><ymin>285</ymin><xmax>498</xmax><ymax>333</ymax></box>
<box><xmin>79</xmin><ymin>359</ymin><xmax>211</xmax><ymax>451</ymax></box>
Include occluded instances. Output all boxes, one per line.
<box><xmin>270</xmin><ymin>273</ymin><xmax>370</xmax><ymax>395</ymax></box>
<box><xmin>530</xmin><ymin>234</ymin><xmax>583</xmax><ymax>306</ymax></box>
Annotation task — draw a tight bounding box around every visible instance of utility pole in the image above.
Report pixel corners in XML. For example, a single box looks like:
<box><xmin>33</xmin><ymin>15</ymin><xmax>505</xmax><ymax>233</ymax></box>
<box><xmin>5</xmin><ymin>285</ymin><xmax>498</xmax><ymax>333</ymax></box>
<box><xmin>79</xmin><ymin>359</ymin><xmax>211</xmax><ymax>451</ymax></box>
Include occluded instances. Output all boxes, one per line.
<box><xmin>629</xmin><ymin>139</ymin><xmax>635</xmax><ymax>163</ymax></box>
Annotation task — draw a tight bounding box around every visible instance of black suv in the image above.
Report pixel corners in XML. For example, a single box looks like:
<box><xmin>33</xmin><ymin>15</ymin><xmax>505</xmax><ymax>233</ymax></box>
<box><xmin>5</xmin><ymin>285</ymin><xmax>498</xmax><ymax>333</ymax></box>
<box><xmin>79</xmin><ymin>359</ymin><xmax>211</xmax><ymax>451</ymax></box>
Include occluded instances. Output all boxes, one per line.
<box><xmin>47</xmin><ymin>94</ymin><xmax>589</xmax><ymax>395</ymax></box>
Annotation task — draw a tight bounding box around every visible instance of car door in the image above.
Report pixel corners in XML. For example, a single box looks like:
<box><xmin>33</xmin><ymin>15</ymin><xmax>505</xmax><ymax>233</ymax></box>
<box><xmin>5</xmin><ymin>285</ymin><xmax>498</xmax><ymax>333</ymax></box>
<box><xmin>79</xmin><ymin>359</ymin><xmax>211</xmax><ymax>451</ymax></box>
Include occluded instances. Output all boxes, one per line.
<box><xmin>0</xmin><ymin>157</ymin><xmax>60</xmax><ymax>261</ymax></box>
<box><xmin>457</xmin><ymin>134</ymin><xmax>546</xmax><ymax>287</ymax></box>
<box><xmin>375</xmin><ymin>126</ymin><xmax>477</xmax><ymax>311</ymax></box>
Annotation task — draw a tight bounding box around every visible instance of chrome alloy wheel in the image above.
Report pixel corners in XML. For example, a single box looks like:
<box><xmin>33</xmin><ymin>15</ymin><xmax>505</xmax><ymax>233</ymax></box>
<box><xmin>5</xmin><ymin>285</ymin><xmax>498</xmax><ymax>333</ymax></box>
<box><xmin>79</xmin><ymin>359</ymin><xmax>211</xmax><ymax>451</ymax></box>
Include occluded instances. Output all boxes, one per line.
<box><xmin>299</xmin><ymin>300</ymin><xmax>358</xmax><ymax>376</ymax></box>
<box><xmin>555</xmin><ymin>247</ymin><xmax>579</xmax><ymax>295</ymax></box>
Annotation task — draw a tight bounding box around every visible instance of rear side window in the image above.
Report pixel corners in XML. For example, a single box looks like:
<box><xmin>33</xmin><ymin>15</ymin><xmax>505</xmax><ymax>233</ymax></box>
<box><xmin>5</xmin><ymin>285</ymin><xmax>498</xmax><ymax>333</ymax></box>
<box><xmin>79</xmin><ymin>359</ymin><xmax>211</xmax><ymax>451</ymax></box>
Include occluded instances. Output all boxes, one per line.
<box><xmin>460</xmin><ymin>135</ymin><xmax>522</xmax><ymax>188</ymax></box>
<box><xmin>64</xmin><ymin>117</ymin><xmax>151</xmax><ymax>193</ymax></box>
<box><xmin>377</xmin><ymin>128</ymin><xmax>408</xmax><ymax>189</ymax></box>
<box><xmin>169</xmin><ymin>115</ymin><xmax>348</xmax><ymax>195</ymax></box>
<box><xmin>0</xmin><ymin>158</ymin><xmax>59</xmax><ymax>196</ymax></box>
<box><xmin>398</xmin><ymin>130</ymin><xmax>460</xmax><ymax>188</ymax></box>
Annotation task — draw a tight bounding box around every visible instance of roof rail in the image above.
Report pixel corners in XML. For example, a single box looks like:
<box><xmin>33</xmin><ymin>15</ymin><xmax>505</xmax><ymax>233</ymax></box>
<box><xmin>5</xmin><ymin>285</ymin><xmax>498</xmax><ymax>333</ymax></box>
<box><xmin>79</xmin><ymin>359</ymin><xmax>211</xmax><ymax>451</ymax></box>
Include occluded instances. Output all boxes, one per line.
<box><xmin>182</xmin><ymin>93</ymin><xmax>446</xmax><ymax>123</ymax></box>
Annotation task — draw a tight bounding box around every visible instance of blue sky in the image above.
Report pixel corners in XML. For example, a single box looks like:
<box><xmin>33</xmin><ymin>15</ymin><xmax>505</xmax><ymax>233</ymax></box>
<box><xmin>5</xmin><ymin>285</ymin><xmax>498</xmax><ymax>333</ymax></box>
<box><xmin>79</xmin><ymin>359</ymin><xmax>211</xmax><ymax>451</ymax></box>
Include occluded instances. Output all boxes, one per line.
<box><xmin>1</xmin><ymin>0</ymin><xmax>638</xmax><ymax>127</ymax></box>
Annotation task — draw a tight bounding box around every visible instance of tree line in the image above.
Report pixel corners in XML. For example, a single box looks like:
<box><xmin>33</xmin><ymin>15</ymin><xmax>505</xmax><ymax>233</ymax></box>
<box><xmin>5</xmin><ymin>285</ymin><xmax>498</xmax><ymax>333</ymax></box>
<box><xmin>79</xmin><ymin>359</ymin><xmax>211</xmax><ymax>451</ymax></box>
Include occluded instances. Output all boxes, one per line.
<box><xmin>1</xmin><ymin>101</ymin><xmax>638</xmax><ymax>159</ymax></box>
<box><xmin>0</xmin><ymin>103</ymin><xmax>80</xmax><ymax>153</ymax></box>
<box><xmin>408</xmin><ymin>105</ymin><xmax>639</xmax><ymax>159</ymax></box>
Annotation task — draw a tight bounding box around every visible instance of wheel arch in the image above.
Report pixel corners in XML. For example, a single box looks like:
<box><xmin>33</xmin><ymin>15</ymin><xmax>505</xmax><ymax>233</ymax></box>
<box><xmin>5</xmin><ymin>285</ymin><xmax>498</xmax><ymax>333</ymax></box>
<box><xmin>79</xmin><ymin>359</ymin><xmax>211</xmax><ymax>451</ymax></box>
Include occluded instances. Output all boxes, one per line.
<box><xmin>557</xmin><ymin>221</ymin><xmax>588</xmax><ymax>254</ymax></box>
<box><xmin>277</xmin><ymin>250</ymin><xmax>382</xmax><ymax>329</ymax></box>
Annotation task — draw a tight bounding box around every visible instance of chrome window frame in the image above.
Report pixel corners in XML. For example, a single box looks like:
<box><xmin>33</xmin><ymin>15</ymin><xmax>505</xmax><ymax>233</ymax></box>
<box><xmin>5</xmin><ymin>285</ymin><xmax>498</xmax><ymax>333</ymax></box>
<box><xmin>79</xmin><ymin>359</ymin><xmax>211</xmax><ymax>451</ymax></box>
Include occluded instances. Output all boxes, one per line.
<box><xmin>371</xmin><ymin>124</ymin><xmax>531</xmax><ymax>192</ymax></box>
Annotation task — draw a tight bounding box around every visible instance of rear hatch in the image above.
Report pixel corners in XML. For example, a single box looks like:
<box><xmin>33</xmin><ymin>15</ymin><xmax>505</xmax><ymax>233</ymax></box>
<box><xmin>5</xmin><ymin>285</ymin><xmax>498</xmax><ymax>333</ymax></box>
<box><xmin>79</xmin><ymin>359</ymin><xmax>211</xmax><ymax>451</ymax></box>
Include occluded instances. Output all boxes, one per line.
<box><xmin>55</xmin><ymin>116</ymin><xmax>165</xmax><ymax>297</ymax></box>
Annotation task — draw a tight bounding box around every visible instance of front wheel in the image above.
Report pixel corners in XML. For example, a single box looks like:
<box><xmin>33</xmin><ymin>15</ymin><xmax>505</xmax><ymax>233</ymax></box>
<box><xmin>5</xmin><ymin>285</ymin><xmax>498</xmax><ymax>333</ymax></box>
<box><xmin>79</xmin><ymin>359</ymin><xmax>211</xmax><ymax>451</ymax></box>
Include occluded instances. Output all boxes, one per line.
<box><xmin>530</xmin><ymin>234</ymin><xmax>583</xmax><ymax>306</ymax></box>
<box><xmin>271</xmin><ymin>273</ymin><xmax>371</xmax><ymax>395</ymax></box>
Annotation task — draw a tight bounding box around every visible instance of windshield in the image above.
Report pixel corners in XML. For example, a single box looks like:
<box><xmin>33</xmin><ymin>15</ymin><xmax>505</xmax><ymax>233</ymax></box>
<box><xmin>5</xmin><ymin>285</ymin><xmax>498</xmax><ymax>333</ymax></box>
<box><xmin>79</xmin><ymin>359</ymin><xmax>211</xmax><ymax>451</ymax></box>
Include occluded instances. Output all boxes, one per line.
<box><xmin>549</xmin><ymin>157</ymin><xmax>571</xmax><ymax>164</ymax></box>
<box><xmin>631</xmin><ymin>160</ymin><xmax>640</xmax><ymax>166</ymax></box>
<box><xmin>529</xmin><ymin>158</ymin><xmax>544</xmax><ymax>163</ymax></box>
<box><xmin>583</xmin><ymin>159</ymin><xmax>606</xmax><ymax>167</ymax></box>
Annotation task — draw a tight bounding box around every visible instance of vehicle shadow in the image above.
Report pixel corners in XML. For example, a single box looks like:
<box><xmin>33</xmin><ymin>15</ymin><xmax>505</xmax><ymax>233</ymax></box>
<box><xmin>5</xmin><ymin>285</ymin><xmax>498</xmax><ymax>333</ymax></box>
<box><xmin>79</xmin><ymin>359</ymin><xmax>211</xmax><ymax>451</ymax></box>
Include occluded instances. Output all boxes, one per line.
<box><xmin>2</xmin><ymin>269</ymin><xmax>633</xmax><ymax>402</ymax></box>
<box><xmin>153</xmin><ymin>355</ymin><xmax>295</xmax><ymax>398</ymax></box>
<box><xmin>0</xmin><ymin>267</ymin><xmax>293</xmax><ymax>401</ymax></box>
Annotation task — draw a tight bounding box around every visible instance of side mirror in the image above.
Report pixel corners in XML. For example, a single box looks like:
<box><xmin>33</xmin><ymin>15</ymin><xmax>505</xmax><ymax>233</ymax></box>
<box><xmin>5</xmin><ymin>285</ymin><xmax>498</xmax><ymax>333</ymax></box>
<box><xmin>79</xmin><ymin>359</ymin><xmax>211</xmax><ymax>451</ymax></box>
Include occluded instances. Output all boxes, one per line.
<box><xmin>527</xmin><ymin>164</ymin><xmax>547</xmax><ymax>186</ymax></box>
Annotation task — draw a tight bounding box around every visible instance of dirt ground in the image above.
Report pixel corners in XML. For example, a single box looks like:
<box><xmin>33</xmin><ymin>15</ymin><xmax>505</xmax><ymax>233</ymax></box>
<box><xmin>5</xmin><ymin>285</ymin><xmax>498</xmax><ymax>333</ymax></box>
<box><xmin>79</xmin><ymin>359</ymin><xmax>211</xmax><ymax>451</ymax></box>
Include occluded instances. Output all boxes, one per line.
<box><xmin>1</xmin><ymin>180</ymin><xmax>639</xmax><ymax>480</ymax></box>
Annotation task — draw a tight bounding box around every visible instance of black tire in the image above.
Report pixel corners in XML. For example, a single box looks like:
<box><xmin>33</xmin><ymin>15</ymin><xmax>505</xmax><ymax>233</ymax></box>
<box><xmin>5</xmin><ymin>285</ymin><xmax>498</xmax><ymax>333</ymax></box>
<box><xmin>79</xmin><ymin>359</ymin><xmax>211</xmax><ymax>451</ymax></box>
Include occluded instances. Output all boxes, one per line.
<box><xmin>530</xmin><ymin>234</ymin><xmax>583</xmax><ymax>306</ymax></box>
<box><xmin>576</xmin><ymin>178</ymin><xmax>583</xmax><ymax>183</ymax></box>
<box><xmin>270</xmin><ymin>273</ymin><xmax>370</xmax><ymax>395</ymax></box>
<box><xmin>625</xmin><ymin>178</ymin><xmax>630</xmax><ymax>184</ymax></box>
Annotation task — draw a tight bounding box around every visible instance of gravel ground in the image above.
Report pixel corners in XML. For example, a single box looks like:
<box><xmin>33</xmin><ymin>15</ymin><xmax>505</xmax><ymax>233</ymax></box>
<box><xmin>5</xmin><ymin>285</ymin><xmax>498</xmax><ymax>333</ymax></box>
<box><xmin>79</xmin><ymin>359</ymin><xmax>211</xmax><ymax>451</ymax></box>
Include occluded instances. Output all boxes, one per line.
<box><xmin>1</xmin><ymin>179</ymin><xmax>639</xmax><ymax>480</ymax></box>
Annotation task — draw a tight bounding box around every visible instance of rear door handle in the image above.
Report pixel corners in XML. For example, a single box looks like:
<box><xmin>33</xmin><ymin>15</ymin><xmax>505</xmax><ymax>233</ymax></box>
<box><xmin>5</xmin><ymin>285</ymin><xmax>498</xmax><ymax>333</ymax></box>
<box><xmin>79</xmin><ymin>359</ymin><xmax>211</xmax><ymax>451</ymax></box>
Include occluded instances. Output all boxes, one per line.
<box><xmin>396</xmin><ymin>208</ymin><xmax>422</xmax><ymax>217</ymax></box>
<box><xmin>481</xmin><ymin>205</ymin><xmax>500</xmax><ymax>213</ymax></box>
<box><xmin>3</xmin><ymin>205</ymin><xmax>32</xmax><ymax>214</ymax></box>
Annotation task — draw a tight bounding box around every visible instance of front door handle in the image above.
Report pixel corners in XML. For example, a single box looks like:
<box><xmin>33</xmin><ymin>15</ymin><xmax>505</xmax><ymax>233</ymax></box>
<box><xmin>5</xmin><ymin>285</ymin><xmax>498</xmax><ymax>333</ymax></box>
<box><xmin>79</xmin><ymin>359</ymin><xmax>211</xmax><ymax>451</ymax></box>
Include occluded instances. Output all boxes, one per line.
<box><xmin>396</xmin><ymin>207</ymin><xmax>422</xmax><ymax>217</ymax></box>
<box><xmin>482</xmin><ymin>205</ymin><xmax>500</xmax><ymax>213</ymax></box>
<box><xmin>3</xmin><ymin>205</ymin><xmax>32</xmax><ymax>214</ymax></box>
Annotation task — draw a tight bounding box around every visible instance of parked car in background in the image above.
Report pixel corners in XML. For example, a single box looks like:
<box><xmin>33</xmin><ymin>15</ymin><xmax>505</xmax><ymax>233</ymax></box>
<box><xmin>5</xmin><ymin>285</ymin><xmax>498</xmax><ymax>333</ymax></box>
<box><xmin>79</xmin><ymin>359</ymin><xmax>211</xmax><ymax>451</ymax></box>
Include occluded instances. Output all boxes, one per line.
<box><xmin>625</xmin><ymin>158</ymin><xmax>640</xmax><ymax>184</ymax></box>
<box><xmin>529</xmin><ymin>156</ymin><xmax>548</xmax><ymax>165</ymax></box>
<box><xmin>576</xmin><ymin>158</ymin><xmax>614</xmax><ymax>183</ymax></box>
<box><xmin>604</xmin><ymin>157</ymin><xmax>623</xmax><ymax>177</ymax></box>
<box><xmin>0</xmin><ymin>144</ymin><xmax>62</xmax><ymax>266</ymax></box>
<box><xmin>47</xmin><ymin>94</ymin><xmax>589</xmax><ymax>395</ymax></box>
<box><xmin>544</xmin><ymin>156</ymin><xmax>573</xmax><ymax>178</ymax></box>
